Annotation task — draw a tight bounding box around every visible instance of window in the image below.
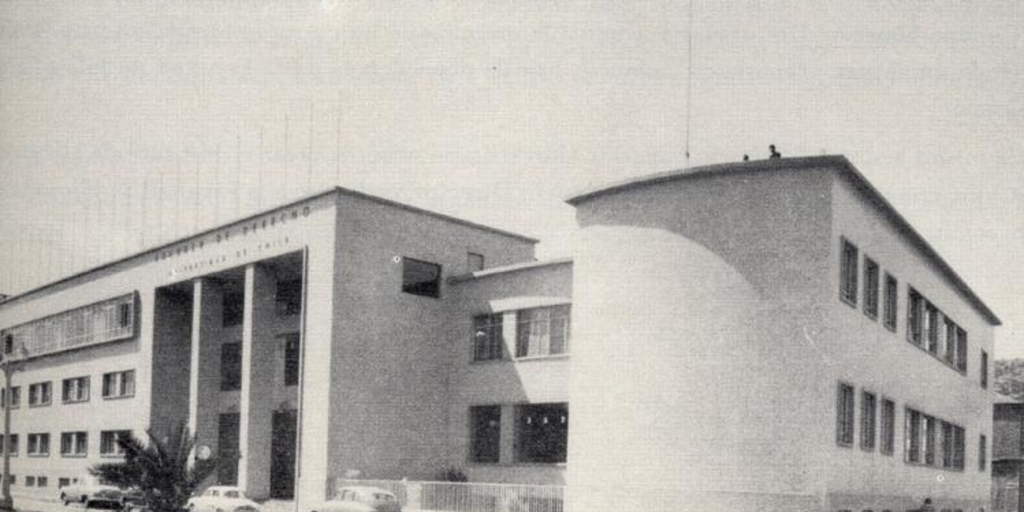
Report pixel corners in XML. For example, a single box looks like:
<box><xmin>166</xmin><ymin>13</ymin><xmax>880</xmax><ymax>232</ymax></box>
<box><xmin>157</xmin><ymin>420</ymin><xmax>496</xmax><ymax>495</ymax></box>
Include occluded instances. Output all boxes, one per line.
<box><xmin>907</xmin><ymin>288</ymin><xmax>924</xmax><ymax>344</ymax></box>
<box><xmin>6</xmin><ymin>434</ymin><xmax>18</xmax><ymax>456</ymax></box>
<box><xmin>863</xmin><ymin>258</ymin><xmax>879</xmax><ymax>319</ymax></box>
<box><xmin>469</xmin><ymin>405</ymin><xmax>501</xmax><ymax>463</ymax></box>
<box><xmin>59</xmin><ymin>478</ymin><xmax>70</xmax><ymax>488</ymax></box>
<box><xmin>0</xmin><ymin>294</ymin><xmax>135</xmax><ymax>358</ymax></box>
<box><xmin>956</xmin><ymin>328</ymin><xmax>968</xmax><ymax>372</ymax></box>
<box><xmin>25</xmin><ymin>476</ymin><xmax>34</xmax><ymax>487</ymax></box>
<box><xmin>516</xmin><ymin>305</ymin><xmax>571</xmax><ymax>358</ymax></box>
<box><xmin>944</xmin><ymin>318</ymin><xmax>957</xmax><ymax>364</ymax></box>
<box><xmin>282</xmin><ymin>333</ymin><xmax>300</xmax><ymax>386</ymax></box>
<box><xmin>401</xmin><ymin>257</ymin><xmax>441</xmax><ymax>298</ymax></box>
<box><xmin>275</xmin><ymin>279</ymin><xmax>302</xmax><ymax>316</ymax></box>
<box><xmin>1</xmin><ymin>386</ymin><xmax>20</xmax><ymax>408</ymax></box>
<box><xmin>60</xmin><ymin>432</ymin><xmax>87</xmax><ymax>457</ymax></box>
<box><xmin>62</xmin><ymin>377</ymin><xmax>90</xmax><ymax>403</ymax></box>
<box><xmin>467</xmin><ymin>253</ymin><xmax>485</xmax><ymax>272</ymax></box>
<box><xmin>883</xmin><ymin>274</ymin><xmax>898</xmax><ymax>330</ymax></box>
<box><xmin>27</xmin><ymin>433</ymin><xmax>49</xmax><ymax>456</ymax></box>
<box><xmin>906</xmin><ymin>409</ymin><xmax>921</xmax><ymax>463</ymax></box>
<box><xmin>102</xmin><ymin>370</ymin><xmax>135</xmax><ymax>399</ymax></box>
<box><xmin>100</xmin><ymin>431</ymin><xmax>130</xmax><ymax>457</ymax></box>
<box><xmin>28</xmin><ymin>382</ymin><xmax>51</xmax><ymax>407</ymax></box>
<box><xmin>840</xmin><ymin>239</ymin><xmax>858</xmax><ymax>305</ymax></box>
<box><xmin>837</xmin><ymin>383</ymin><xmax>855</xmax><ymax>447</ymax></box>
<box><xmin>2</xmin><ymin>334</ymin><xmax>11</xmax><ymax>354</ymax></box>
<box><xmin>220</xmin><ymin>343</ymin><xmax>242</xmax><ymax>391</ymax></box>
<box><xmin>118</xmin><ymin>302</ymin><xmax>132</xmax><ymax>328</ymax></box>
<box><xmin>861</xmin><ymin>391</ymin><xmax>876</xmax><ymax>451</ymax></box>
<box><xmin>222</xmin><ymin>292</ymin><xmax>244</xmax><ymax>327</ymax></box>
<box><xmin>953</xmin><ymin>425</ymin><xmax>965</xmax><ymax>470</ymax></box>
<box><xmin>37</xmin><ymin>476</ymin><xmax>47</xmax><ymax>488</ymax></box>
<box><xmin>473</xmin><ymin>314</ymin><xmax>504</xmax><ymax>361</ymax></box>
<box><xmin>924</xmin><ymin>415</ymin><xmax>936</xmax><ymax>465</ymax></box>
<box><xmin>981</xmin><ymin>350</ymin><xmax>988</xmax><ymax>389</ymax></box>
<box><xmin>880</xmin><ymin>399</ymin><xmax>895</xmax><ymax>455</ymax></box>
<box><xmin>924</xmin><ymin>304</ymin><xmax>940</xmax><ymax>354</ymax></box>
<box><xmin>516</xmin><ymin>403</ymin><xmax>568</xmax><ymax>463</ymax></box>
<box><xmin>941</xmin><ymin>421</ymin><xmax>954</xmax><ymax>468</ymax></box>
<box><xmin>980</xmin><ymin>434</ymin><xmax>987</xmax><ymax>471</ymax></box>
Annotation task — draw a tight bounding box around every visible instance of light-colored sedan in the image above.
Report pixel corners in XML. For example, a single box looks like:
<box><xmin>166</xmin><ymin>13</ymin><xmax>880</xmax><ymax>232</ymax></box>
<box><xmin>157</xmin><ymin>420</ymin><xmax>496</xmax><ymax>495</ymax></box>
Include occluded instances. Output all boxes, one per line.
<box><xmin>309</xmin><ymin>486</ymin><xmax>401</xmax><ymax>512</ymax></box>
<box><xmin>187</xmin><ymin>486</ymin><xmax>261</xmax><ymax>512</ymax></box>
<box><xmin>60</xmin><ymin>476</ymin><xmax>123</xmax><ymax>506</ymax></box>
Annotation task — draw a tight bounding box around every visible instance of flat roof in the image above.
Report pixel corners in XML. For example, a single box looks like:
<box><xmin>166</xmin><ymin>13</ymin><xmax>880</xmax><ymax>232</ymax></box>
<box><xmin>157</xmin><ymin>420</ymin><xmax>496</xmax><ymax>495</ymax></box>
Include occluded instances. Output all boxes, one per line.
<box><xmin>566</xmin><ymin>155</ymin><xmax>1000</xmax><ymax>326</ymax></box>
<box><xmin>0</xmin><ymin>186</ymin><xmax>538</xmax><ymax>308</ymax></box>
<box><xmin>450</xmin><ymin>257</ymin><xmax>573</xmax><ymax>284</ymax></box>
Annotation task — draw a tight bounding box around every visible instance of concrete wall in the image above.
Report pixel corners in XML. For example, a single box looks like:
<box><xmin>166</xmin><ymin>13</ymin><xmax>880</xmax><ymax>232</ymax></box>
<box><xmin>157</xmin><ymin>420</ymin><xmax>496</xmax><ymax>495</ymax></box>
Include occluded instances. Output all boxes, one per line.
<box><xmin>446</xmin><ymin>261</ymin><xmax>572</xmax><ymax>485</ymax></box>
<box><xmin>325</xmin><ymin>192</ymin><xmax>536</xmax><ymax>485</ymax></box>
<box><xmin>825</xmin><ymin>174</ymin><xmax>996</xmax><ymax>511</ymax></box>
<box><xmin>567</xmin><ymin>168</ymin><xmax>835</xmax><ymax>511</ymax></box>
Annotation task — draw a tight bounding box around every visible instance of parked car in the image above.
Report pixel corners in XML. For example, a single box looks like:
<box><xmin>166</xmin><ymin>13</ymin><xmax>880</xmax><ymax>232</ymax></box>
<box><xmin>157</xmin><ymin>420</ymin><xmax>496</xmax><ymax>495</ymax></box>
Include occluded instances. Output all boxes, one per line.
<box><xmin>60</xmin><ymin>476</ymin><xmax>124</xmax><ymax>506</ymax></box>
<box><xmin>308</xmin><ymin>486</ymin><xmax>401</xmax><ymax>512</ymax></box>
<box><xmin>187</xmin><ymin>486</ymin><xmax>261</xmax><ymax>512</ymax></box>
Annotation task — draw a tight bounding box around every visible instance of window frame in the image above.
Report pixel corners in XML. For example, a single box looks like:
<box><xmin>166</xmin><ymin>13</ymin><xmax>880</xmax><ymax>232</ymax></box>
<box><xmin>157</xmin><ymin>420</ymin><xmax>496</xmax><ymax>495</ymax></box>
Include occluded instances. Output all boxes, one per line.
<box><xmin>28</xmin><ymin>381</ymin><xmax>52</xmax><ymax>407</ymax></box>
<box><xmin>514</xmin><ymin>402</ymin><xmax>569</xmax><ymax>464</ymax></box>
<box><xmin>863</xmin><ymin>257</ymin><xmax>879</xmax><ymax>320</ymax></box>
<box><xmin>860</xmin><ymin>391</ymin><xmax>877</xmax><ymax>451</ymax></box>
<box><xmin>27</xmin><ymin>433</ymin><xmax>50</xmax><ymax>457</ymax></box>
<box><xmin>514</xmin><ymin>305</ymin><xmax>571</xmax><ymax>360</ymax></box>
<box><xmin>883</xmin><ymin>273</ymin><xmax>898</xmax><ymax>331</ymax></box>
<box><xmin>60</xmin><ymin>431</ymin><xmax>88</xmax><ymax>458</ymax></box>
<box><xmin>62</xmin><ymin>376</ymin><xmax>90</xmax><ymax>404</ymax></box>
<box><xmin>468</xmin><ymin>405</ymin><xmax>501</xmax><ymax>464</ymax></box>
<box><xmin>102</xmin><ymin>370</ymin><xmax>136</xmax><ymax>399</ymax></box>
<box><xmin>839</xmin><ymin>239</ymin><xmax>859</xmax><ymax>306</ymax></box>
<box><xmin>880</xmin><ymin>398</ymin><xmax>896</xmax><ymax>456</ymax></box>
<box><xmin>100</xmin><ymin>430</ymin><xmax>131</xmax><ymax>457</ymax></box>
<box><xmin>836</xmin><ymin>382</ymin><xmax>856</xmax><ymax>448</ymax></box>
<box><xmin>400</xmin><ymin>257</ymin><xmax>442</xmax><ymax>299</ymax></box>
<box><xmin>472</xmin><ymin>313</ymin><xmax>505</xmax><ymax>362</ymax></box>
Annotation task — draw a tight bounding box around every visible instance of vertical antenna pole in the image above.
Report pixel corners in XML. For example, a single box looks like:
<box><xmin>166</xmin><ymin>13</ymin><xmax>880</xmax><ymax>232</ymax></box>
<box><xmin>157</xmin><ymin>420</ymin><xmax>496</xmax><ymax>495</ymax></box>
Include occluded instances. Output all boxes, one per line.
<box><xmin>685</xmin><ymin>0</ymin><xmax>694</xmax><ymax>167</ymax></box>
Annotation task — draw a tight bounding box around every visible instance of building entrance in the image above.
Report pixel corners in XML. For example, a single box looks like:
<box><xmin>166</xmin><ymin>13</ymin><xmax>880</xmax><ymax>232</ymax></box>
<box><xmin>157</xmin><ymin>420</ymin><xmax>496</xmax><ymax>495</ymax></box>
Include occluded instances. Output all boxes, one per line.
<box><xmin>270</xmin><ymin>410</ymin><xmax>297</xmax><ymax>499</ymax></box>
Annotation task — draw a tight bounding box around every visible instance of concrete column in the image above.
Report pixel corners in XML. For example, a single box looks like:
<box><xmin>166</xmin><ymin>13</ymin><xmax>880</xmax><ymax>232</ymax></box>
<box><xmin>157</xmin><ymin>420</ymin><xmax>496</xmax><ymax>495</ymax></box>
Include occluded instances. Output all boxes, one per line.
<box><xmin>188</xmin><ymin>278</ymin><xmax>223</xmax><ymax>455</ymax></box>
<box><xmin>239</xmin><ymin>264</ymin><xmax>277</xmax><ymax>499</ymax></box>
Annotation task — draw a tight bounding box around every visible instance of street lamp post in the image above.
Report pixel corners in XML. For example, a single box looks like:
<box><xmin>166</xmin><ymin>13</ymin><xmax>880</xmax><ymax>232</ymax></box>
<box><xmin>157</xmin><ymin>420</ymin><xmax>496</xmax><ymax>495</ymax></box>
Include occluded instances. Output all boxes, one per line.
<box><xmin>0</xmin><ymin>342</ymin><xmax>26</xmax><ymax>512</ymax></box>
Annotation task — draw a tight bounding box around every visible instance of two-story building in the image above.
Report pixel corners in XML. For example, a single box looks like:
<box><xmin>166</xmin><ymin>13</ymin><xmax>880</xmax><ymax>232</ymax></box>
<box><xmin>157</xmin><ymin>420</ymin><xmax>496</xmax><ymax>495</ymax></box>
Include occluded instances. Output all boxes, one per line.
<box><xmin>0</xmin><ymin>155</ymin><xmax>999</xmax><ymax>512</ymax></box>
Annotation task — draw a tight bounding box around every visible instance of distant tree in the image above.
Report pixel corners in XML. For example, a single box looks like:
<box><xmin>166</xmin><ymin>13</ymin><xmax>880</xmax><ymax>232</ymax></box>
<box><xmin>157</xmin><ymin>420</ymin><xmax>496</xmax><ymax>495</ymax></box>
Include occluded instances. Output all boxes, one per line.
<box><xmin>91</xmin><ymin>423</ymin><xmax>216</xmax><ymax>512</ymax></box>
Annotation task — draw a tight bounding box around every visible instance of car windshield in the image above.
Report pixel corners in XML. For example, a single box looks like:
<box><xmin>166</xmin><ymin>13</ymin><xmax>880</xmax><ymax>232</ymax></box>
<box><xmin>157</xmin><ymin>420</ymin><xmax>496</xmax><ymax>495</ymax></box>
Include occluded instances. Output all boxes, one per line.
<box><xmin>372</xmin><ymin>494</ymin><xmax>394</xmax><ymax>501</ymax></box>
<box><xmin>224</xmin><ymin>491</ymin><xmax>240</xmax><ymax>498</ymax></box>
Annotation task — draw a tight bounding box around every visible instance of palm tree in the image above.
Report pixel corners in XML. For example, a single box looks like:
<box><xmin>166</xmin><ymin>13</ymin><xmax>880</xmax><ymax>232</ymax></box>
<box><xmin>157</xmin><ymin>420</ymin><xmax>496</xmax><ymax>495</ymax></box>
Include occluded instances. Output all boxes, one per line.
<box><xmin>91</xmin><ymin>423</ymin><xmax>216</xmax><ymax>512</ymax></box>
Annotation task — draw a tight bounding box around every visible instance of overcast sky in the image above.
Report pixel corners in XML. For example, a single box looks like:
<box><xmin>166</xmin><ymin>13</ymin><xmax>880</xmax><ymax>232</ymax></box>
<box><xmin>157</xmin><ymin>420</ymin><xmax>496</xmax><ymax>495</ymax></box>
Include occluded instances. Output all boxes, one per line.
<box><xmin>1</xmin><ymin>1</ymin><xmax>1022</xmax><ymax>357</ymax></box>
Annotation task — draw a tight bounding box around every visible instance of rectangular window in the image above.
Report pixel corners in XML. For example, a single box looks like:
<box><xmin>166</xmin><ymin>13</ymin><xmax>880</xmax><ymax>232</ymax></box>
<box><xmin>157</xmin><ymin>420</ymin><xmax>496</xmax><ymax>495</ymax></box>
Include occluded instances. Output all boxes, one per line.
<box><xmin>222</xmin><ymin>292</ymin><xmax>244</xmax><ymax>327</ymax></box>
<box><xmin>515</xmin><ymin>305</ymin><xmax>571</xmax><ymax>358</ymax></box>
<box><xmin>840</xmin><ymin>239</ymin><xmax>858</xmax><ymax>305</ymax></box>
<box><xmin>944</xmin><ymin>318</ymin><xmax>957</xmax><ymax>364</ymax></box>
<box><xmin>941</xmin><ymin>421</ymin><xmax>954</xmax><ymax>468</ymax></box>
<box><xmin>837</xmin><ymin>383</ymin><xmax>855</xmax><ymax>447</ymax></box>
<box><xmin>25</xmin><ymin>476</ymin><xmax>34</xmax><ymax>487</ymax></box>
<box><xmin>0</xmin><ymin>294</ymin><xmax>135</xmax><ymax>358</ymax></box>
<box><xmin>60</xmin><ymin>432</ymin><xmax>88</xmax><ymax>457</ymax></box>
<box><xmin>59</xmin><ymin>478</ymin><xmax>70</xmax><ymax>488</ymax></box>
<box><xmin>38</xmin><ymin>476</ymin><xmax>47</xmax><ymax>488</ymax></box>
<box><xmin>401</xmin><ymin>257</ymin><xmax>441</xmax><ymax>298</ymax></box>
<box><xmin>906</xmin><ymin>408</ymin><xmax>921</xmax><ymax>463</ymax></box>
<box><xmin>980</xmin><ymin>434</ymin><xmax>987</xmax><ymax>471</ymax></box>
<box><xmin>981</xmin><ymin>350</ymin><xmax>989</xmax><ymax>389</ymax></box>
<box><xmin>956</xmin><ymin>328</ymin><xmax>968</xmax><ymax>372</ymax></box>
<box><xmin>469</xmin><ymin>405</ymin><xmax>501</xmax><ymax>463</ymax></box>
<box><xmin>883</xmin><ymin>274</ymin><xmax>898</xmax><ymax>330</ymax></box>
<box><xmin>100</xmin><ymin>431</ymin><xmax>130</xmax><ymax>457</ymax></box>
<box><xmin>861</xmin><ymin>391</ymin><xmax>876</xmax><ymax>451</ymax></box>
<box><xmin>948</xmin><ymin>424</ymin><xmax>963</xmax><ymax>468</ymax></box>
<box><xmin>515</xmin><ymin>403</ymin><xmax>568</xmax><ymax>463</ymax></box>
<box><xmin>7</xmin><ymin>434</ymin><xmax>18</xmax><ymax>456</ymax></box>
<box><xmin>282</xmin><ymin>333</ymin><xmax>300</xmax><ymax>386</ymax></box>
<box><xmin>28</xmin><ymin>382</ymin><xmax>51</xmax><ymax>407</ymax></box>
<box><xmin>467</xmin><ymin>253</ymin><xmax>485</xmax><ymax>272</ymax></box>
<box><xmin>118</xmin><ymin>302</ymin><xmax>132</xmax><ymax>328</ymax></box>
<box><xmin>275</xmin><ymin>279</ymin><xmax>302</xmax><ymax>316</ymax></box>
<box><xmin>907</xmin><ymin>288</ymin><xmax>924</xmax><ymax>344</ymax></box>
<box><xmin>62</xmin><ymin>377</ymin><xmax>90</xmax><ymax>403</ymax></box>
<box><xmin>102</xmin><ymin>370</ymin><xmax>135</xmax><ymax>399</ymax></box>
<box><xmin>27</xmin><ymin>433</ymin><xmax>49</xmax><ymax>457</ymax></box>
<box><xmin>925</xmin><ymin>303</ymin><xmax>940</xmax><ymax>354</ymax></box>
<box><xmin>880</xmin><ymin>399</ymin><xmax>895</xmax><ymax>455</ymax></box>
<box><xmin>472</xmin><ymin>314</ymin><xmax>504</xmax><ymax>361</ymax></box>
<box><xmin>220</xmin><ymin>343</ymin><xmax>242</xmax><ymax>391</ymax></box>
<box><xmin>924</xmin><ymin>415</ymin><xmax>936</xmax><ymax>465</ymax></box>
<box><xmin>1</xmin><ymin>386</ymin><xmax>20</xmax><ymax>409</ymax></box>
<box><xmin>863</xmin><ymin>258</ymin><xmax>879</xmax><ymax>319</ymax></box>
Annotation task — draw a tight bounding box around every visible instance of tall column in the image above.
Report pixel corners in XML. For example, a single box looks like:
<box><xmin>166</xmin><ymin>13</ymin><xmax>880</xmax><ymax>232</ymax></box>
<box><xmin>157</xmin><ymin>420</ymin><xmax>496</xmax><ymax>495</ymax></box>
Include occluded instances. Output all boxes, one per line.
<box><xmin>188</xmin><ymin>279</ymin><xmax>222</xmax><ymax>461</ymax></box>
<box><xmin>238</xmin><ymin>264</ymin><xmax>276</xmax><ymax>499</ymax></box>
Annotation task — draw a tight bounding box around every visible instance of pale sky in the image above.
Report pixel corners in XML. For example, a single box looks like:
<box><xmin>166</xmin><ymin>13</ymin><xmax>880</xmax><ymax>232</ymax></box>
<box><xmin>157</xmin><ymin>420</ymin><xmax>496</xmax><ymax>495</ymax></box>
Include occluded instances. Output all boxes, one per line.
<box><xmin>1</xmin><ymin>2</ymin><xmax>1022</xmax><ymax>356</ymax></box>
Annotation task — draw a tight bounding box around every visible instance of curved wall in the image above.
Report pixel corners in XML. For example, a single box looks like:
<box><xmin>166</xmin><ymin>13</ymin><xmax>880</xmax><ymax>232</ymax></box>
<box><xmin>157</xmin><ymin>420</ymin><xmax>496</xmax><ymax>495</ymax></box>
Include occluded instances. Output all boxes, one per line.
<box><xmin>567</xmin><ymin>226</ymin><xmax>826</xmax><ymax>511</ymax></box>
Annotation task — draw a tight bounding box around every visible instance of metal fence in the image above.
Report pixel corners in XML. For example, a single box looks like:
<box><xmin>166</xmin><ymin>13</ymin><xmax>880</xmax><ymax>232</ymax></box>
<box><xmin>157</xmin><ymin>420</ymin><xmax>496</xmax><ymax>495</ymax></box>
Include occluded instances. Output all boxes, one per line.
<box><xmin>333</xmin><ymin>479</ymin><xmax>564</xmax><ymax>512</ymax></box>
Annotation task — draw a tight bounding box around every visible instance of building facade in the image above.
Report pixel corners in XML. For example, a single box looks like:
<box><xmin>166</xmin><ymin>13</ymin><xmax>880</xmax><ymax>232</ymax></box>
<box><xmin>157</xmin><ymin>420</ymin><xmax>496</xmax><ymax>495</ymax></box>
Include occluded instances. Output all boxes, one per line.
<box><xmin>0</xmin><ymin>155</ymin><xmax>998</xmax><ymax>512</ymax></box>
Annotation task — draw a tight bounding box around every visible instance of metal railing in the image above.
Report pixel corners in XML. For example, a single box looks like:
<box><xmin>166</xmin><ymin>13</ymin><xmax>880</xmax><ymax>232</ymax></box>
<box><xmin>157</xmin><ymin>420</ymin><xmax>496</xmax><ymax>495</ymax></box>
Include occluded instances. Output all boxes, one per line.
<box><xmin>334</xmin><ymin>479</ymin><xmax>564</xmax><ymax>512</ymax></box>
